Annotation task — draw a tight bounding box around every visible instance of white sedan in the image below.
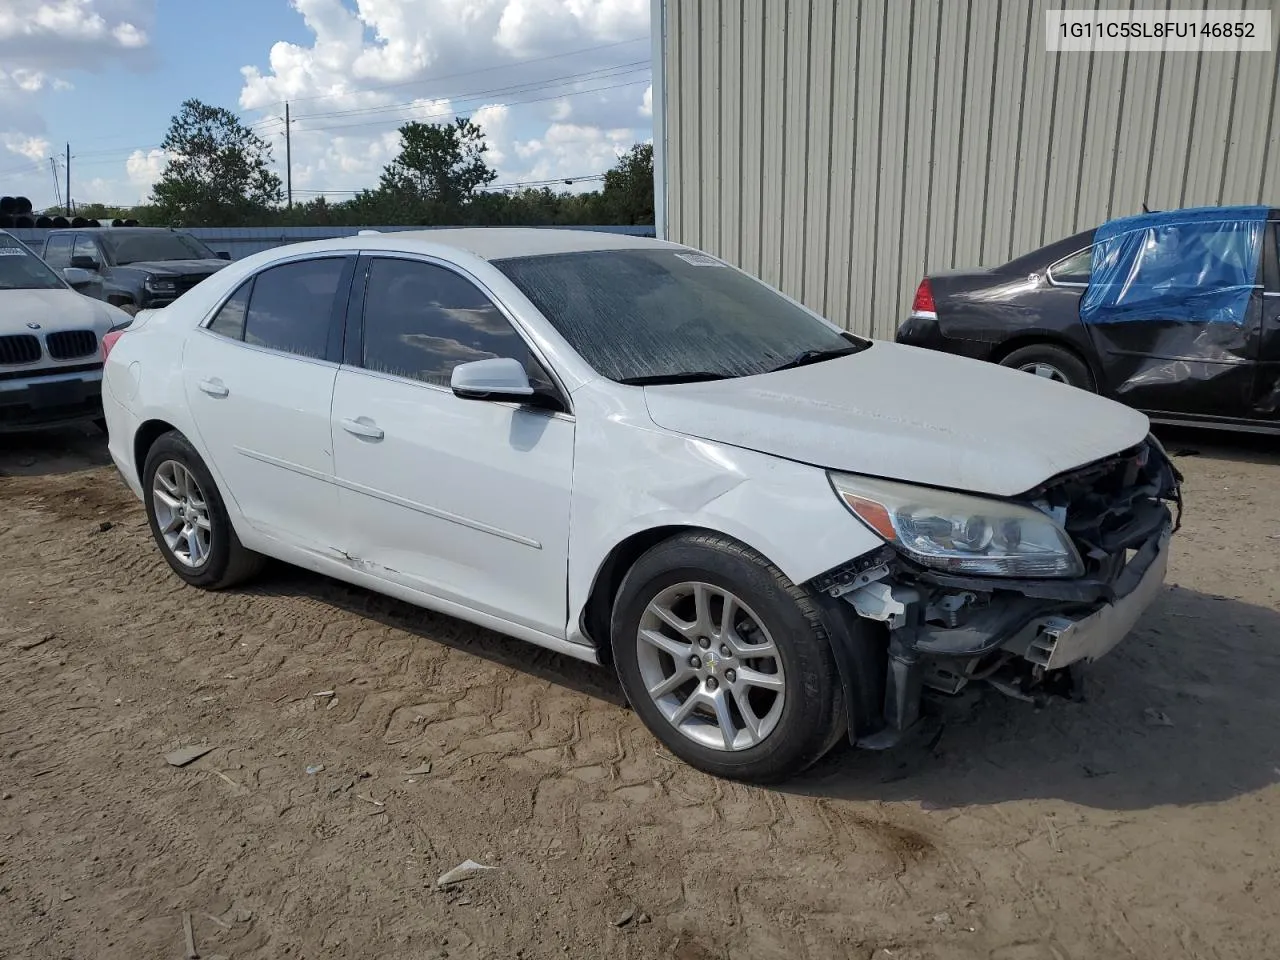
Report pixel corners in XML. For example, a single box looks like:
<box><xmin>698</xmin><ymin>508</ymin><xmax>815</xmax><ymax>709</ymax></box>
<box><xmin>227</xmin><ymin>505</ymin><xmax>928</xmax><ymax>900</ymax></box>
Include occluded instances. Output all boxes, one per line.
<box><xmin>101</xmin><ymin>228</ymin><xmax>1182</xmax><ymax>782</ymax></box>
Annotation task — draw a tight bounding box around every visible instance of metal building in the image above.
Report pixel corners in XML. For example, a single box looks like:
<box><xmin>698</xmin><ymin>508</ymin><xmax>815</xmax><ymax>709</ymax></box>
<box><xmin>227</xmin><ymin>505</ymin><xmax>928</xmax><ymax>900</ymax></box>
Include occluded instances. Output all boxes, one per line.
<box><xmin>650</xmin><ymin>0</ymin><xmax>1280</xmax><ymax>338</ymax></box>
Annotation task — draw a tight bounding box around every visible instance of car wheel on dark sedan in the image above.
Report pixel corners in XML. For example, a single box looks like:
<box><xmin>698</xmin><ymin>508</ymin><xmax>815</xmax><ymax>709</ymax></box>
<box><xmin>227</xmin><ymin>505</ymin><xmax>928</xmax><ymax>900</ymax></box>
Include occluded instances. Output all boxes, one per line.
<box><xmin>998</xmin><ymin>343</ymin><xmax>1095</xmax><ymax>392</ymax></box>
<box><xmin>611</xmin><ymin>532</ymin><xmax>853</xmax><ymax>783</ymax></box>
<box><xmin>142</xmin><ymin>430</ymin><xmax>264</xmax><ymax>589</ymax></box>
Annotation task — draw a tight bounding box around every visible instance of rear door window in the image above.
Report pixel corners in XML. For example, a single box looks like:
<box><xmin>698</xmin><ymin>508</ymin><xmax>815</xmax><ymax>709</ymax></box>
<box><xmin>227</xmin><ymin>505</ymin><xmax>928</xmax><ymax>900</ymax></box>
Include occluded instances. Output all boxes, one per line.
<box><xmin>207</xmin><ymin>281</ymin><xmax>252</xmax><ymax>341</ymax></box>
<box><xmin>1049</xmin><ymin>247</ymin><xmax>1094</xmax><ymax>285</ymax></box>
<box><xmin>43</xmin><ymin>234</ymin><xmax>72</xmax><ymax>269</ymax></box>
<box><xmin>241</xmin><ymin>258</ymin><xmax>347</xmax><ymax>360</ymax></box>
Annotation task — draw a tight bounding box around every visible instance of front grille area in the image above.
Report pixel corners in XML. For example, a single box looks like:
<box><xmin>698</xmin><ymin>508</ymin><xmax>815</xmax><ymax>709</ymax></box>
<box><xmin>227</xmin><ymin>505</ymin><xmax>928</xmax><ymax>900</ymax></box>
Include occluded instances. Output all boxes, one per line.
<box><xmin>46</xmin><ymin>330</ymin><xmax>98</xmax><ymax>360</ymax></box>
<box><xmin>0</xmin><ymin>334</ymin><xmax>41</xmax><ymax>365</ymax></box>
<box><xmin>173</xmin><ymin>275</ymin><xmax>207</xmax><ymax>298</ymax></box>
<box><xmin>1030</xmin><ymin>438</ymin><xmax>1178</xmax><ymax>565</ymax></box>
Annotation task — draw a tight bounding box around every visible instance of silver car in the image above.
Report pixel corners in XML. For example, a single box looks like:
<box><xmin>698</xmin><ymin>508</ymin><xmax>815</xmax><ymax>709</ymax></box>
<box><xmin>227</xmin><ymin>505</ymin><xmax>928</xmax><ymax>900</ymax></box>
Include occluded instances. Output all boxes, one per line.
<box><xmin>0</xmin><ymin>230</ymin><xmax>132</xmax><ymax>432</ymax></box>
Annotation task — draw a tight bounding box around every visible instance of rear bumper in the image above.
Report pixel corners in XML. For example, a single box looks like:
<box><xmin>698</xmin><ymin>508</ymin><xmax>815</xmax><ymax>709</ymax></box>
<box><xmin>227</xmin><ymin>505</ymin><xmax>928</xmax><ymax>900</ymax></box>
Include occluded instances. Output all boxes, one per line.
<box><xmin>895</xmin><ymin>313</ymin><xmax>995</xmax><ymax>362</ymax></box>
<box><xmin>102</xmin><ymin>388</ymin><xmax>144</xmax><ymax>499</ymax></box>
<box><xmin>0</xmin><ymin>367</ymin><xmax>103</xmax><ymax>432</ymax></box>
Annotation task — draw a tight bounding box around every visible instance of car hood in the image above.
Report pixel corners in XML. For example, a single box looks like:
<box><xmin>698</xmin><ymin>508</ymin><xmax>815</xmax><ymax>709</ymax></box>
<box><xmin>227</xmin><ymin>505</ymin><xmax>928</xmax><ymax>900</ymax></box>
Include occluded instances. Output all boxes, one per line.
<box><xmin>118</xmin><ymin>259</ymin><xmax>229</xmax><ymax>276</ymax></box>
<box><xmin>0</xmin><ymin>288</ymin><xmax>119</xmax><ymax>333</ymax></box>
<box><xmin>640</xmin><ymin>341</ymin><xmax>1151</xmax><ymax>498</ymax></box>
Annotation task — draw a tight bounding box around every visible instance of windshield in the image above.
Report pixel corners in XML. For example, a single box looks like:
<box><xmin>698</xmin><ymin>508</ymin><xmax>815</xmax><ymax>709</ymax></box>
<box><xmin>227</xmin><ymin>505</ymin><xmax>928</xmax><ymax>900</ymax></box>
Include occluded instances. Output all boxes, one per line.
<box><xmin>494</xmin><ymin>249</ymin><xmax>866</xmax><ymax>383</ymax></box>
<box><xmin>101</xmin><ymin>231</ymin><xmax>215</xmax><ymax>265</ymax></box>
<box><xmin>0</xmin><ymin>235</ymin><xmax>66</xmax><ymax>291</ymax></box>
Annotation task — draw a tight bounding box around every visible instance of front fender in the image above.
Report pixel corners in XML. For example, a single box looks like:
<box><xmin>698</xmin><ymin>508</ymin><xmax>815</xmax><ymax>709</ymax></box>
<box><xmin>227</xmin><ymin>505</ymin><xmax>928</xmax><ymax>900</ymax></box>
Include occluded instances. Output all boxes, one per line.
<box><xmin>565</xmin><ymin>391</ymin><xmax>884</xmax><ymax>646</ymax></box>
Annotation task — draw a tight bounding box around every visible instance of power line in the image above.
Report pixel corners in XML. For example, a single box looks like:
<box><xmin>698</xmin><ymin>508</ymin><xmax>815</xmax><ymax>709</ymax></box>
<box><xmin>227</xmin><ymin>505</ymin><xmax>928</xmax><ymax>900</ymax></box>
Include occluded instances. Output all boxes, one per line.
<box><xmin>0</xmin><ymin>156</ymin><xmax>50</xmax><ymax>178</ymax></box>
<box><xmin>2</xmin><ymin>39</ymin><xmax>647</xmax><ymax>163</ymax></box>
<box><xmin>55</xmin><ymin>68</ymin><xmax>650</xmax><ymax>169</ymax></box>
<box><xmin>290</xmin><ymin>172</ymin><xmax>609</xmax><ymax>196</ymax></box>
<box><xmin>291</xmin><ymin>60</ymin><xmax>648</xmax><ymax>124</ymax></box>
<box><xmin>277</xmin><ymin>36</ymin><xmax>649</xmax><ymax>107</ymax></box>
<box><xmin>296</xmin><ymin>76</ymin><xmax>651</xmax><ymax>138</ymax></box>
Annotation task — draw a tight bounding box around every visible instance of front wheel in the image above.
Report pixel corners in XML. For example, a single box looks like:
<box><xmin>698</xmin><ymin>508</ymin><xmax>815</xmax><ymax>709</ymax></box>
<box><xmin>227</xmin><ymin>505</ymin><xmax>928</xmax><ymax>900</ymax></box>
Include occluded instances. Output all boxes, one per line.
<box><xmin>141</xmin><ymin>430</ymin><xmax>264</xmax><ymax>589</ymax></box>
<box><xmin>611</xmin><ymin>532</ymin><xmax>848</xmax><ymax>783</ymax></box>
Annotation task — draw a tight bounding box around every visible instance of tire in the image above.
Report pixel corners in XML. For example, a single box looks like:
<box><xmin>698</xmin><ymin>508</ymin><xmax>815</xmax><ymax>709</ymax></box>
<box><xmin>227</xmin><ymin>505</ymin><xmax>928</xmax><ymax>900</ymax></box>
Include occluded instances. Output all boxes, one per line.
<box><xmin>610</xmin><ymin>531</ymin><xmax>849</xmax><ymax>783</ymax></box>
<box><xmin>998</xmin><ymin>343</ymin><xmax>1095</xmax><ymax>391</ymax></box>
<box><xmin>141</xmin><ymin>430</ymin><xmax>264</xmax><ymax>589</ymax></box>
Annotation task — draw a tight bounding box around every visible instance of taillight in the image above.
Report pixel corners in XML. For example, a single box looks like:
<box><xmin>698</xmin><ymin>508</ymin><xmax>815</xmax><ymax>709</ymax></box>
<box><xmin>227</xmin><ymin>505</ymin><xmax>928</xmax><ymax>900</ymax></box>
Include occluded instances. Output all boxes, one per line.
<box><xmin>910</xmin><ymin>278</ymin><xmax>937</xmax><ymax>316</ymax></box>
<box><xmin>102</xmin><ymin>329</ymin><xmax>125</xmax><ymax>361</ymax></box>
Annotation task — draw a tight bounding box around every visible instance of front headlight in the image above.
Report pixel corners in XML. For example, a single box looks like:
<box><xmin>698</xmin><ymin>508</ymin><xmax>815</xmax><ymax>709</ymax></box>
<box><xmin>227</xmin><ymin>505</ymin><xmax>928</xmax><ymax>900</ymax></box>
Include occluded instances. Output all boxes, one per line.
<box><xmin>144</xmin><ymin>277</ymin><xmax>176</xmax><ymax>293</ymax></box>
<box><xmin>829</xmin><ymin>472</ymin><xmax>1084</xmax><ymax>578</ymax></box>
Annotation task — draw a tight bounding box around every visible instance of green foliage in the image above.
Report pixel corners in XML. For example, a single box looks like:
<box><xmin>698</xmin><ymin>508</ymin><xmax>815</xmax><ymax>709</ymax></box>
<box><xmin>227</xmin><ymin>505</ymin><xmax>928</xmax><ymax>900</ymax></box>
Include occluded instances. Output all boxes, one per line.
<box><xmin>94</xmin><ymin>102</ymin><xmax>655</xmax><ymax>230</ymax></box>
<box><xmin>378</xmin><ymin>117</ymin><xmax>498</xmax><ymax>206</ymax></box>
<box><xmin>600</xmin><ymin>143</ymin><xmax>655</xmax><ymax>225</ymax></box>
<box><xmin>150</xmin><ymin>99</ymin><xmax>283</xmax><ymax>226</ymax></box>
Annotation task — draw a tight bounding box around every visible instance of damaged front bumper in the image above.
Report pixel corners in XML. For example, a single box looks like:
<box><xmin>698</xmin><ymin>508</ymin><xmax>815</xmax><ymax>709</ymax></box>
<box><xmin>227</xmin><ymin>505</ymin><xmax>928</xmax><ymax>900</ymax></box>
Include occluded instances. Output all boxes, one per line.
<box><xmin>809</xmin><ymin>438</ymin><xmax>1181</xmax><ymax>748</ymax></box>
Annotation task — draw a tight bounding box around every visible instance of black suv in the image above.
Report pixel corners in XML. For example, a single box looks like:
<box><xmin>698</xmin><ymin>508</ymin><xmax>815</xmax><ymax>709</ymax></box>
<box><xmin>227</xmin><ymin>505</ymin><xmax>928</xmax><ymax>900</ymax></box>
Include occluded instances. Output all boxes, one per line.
<box><xmin>40</xmin><ymin>227</ymin><xmax>232</xmax><ymax>315</ymax></box>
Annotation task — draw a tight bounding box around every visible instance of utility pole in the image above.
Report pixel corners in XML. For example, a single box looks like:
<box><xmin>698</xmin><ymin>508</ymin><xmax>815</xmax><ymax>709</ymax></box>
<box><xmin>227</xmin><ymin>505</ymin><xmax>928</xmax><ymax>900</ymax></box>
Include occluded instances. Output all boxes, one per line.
<box><xmin>65</xmin><ymin>143</ymin><xmax>71</xmax><ymax>217</ymax></box>
<box><xmin>50</xmin><ymin>157</ymin><xmax>63</xmax><ymax>210</ymax></box>
<box><xmin>285</xmin><ymin>102</ymin><xmax>292</xmax><ymax>210</ymax></box>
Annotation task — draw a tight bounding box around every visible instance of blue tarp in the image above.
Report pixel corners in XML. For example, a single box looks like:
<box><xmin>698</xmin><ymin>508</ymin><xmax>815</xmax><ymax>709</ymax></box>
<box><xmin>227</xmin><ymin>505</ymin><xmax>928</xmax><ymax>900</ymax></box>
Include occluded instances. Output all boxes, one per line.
<box><xmin>1080</xmin><ymin>205</ymin><xmax>1267</xmax><ymax>326</ymax></box>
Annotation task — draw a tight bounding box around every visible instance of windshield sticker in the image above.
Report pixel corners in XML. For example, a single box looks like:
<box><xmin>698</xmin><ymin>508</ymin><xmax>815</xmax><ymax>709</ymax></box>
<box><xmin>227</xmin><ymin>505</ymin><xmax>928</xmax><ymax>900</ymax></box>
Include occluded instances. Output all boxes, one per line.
<box><xmin>674</xmin><ymin>252</ymin><xmax>724</xmax><ymax>267</ymax></box>
<box><xmin>0</xmin><ymin>248</ymin><xmax>29</xmax><ymax>256</ymax></box>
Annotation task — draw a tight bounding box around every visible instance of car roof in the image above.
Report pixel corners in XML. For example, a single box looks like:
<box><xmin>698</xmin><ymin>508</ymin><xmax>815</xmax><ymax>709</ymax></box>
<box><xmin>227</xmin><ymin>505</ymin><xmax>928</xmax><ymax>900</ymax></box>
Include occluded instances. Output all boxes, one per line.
<box><xmin>337</xmin><ymin>227</ymin><xmax>673</xmax><ymax>261</ymax></box>
<box><xmin>44</xmin><ymin>226</ymin><xmax>178</xmax><ymax>235</ymax></box>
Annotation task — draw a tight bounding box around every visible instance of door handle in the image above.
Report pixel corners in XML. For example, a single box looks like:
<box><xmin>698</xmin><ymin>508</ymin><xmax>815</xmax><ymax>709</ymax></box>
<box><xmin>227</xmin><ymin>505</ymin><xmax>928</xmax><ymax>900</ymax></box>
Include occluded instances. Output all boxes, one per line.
<box><xmin>198</xmin><ymin>378</ymin><xmax>229</xmax><ymax>398</ymax></box>
<box><xmin>340</xmin><ymin>417</ymin><xmax>384</xmax><ymax>441</ymax></box>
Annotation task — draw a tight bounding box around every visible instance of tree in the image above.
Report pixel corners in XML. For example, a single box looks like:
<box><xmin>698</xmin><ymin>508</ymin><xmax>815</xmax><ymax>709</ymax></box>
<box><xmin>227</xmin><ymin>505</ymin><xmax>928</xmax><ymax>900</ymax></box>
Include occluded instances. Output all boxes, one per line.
<box><xmin>377</xmin><ymin>117</ymin><xmax>497</xmax><ymax>211</ymax></box>
<box><xmin>600</xmin><ymin>143</ymin><xmax>654</xmax><ymax>225</ymax></box>
<box><xmin>150</xmin><ymin>99</ymin><xmax>283</xmax><ymax>226</ymax></box>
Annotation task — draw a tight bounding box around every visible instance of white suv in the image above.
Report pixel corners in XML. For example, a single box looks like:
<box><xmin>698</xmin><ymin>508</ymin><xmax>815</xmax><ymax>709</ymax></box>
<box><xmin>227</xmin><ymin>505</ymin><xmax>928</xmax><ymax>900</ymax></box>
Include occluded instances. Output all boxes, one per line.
<box><xmin>0</xmin><ymin>230</ymin><xmax>131</xmax><ymax>432</ymax></box>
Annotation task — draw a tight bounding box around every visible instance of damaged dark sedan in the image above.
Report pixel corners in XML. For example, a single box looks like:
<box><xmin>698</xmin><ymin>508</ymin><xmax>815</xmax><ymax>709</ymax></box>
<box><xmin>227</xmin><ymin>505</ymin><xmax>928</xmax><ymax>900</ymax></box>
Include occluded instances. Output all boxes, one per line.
<box><xmin>897</xmin><ymin>205</ymin><xmax>1280</xmax><ymax>434</ymax></box>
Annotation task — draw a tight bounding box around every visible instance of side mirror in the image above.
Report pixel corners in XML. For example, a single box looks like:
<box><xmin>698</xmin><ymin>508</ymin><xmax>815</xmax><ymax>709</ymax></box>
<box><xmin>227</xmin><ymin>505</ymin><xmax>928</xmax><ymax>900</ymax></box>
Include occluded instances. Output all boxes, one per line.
<box><xmin>69</xmin><ymin>255</ymin><xmax>99</xmax><ymax>271</ymax></box>
<box><xmin>216</xmin><ymin>251</ymin><xmax>231</xmax><ymax>260</ymax></box>
<box><xmin>450</xmin><ymin>357</ymin><xmax>535</xmax><ymax>400</ymax></box>
<box><xmin>62</xmin><ymin>267</ymin><xmax>97</xmax><ymax>289</ymax></box>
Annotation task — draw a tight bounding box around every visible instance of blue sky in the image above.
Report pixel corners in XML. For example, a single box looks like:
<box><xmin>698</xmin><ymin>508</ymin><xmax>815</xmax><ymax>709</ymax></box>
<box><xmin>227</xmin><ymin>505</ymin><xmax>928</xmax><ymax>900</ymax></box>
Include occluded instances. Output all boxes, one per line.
<box><xmin>0</xmin><ymin>0</ymin><xmax>652</xmax><ymax>209</ymax></box>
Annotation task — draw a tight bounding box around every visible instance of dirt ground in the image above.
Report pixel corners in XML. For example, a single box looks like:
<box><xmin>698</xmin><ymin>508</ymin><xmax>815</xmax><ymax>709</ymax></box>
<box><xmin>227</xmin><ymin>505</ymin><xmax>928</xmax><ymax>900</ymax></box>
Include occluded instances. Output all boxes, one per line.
<box><xmin>2</xmin><ymin>425</ymin><xmax>1278</xmax><ymax>960</ymax></box>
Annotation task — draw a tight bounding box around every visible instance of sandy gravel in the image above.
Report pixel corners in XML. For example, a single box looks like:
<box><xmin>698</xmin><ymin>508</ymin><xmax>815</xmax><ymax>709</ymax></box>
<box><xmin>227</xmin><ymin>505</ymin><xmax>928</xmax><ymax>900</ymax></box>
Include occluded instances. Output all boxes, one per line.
<box><xmin>1</xmin><ymin>424</ymin><xmax>1278</xmax><ymax>960</ymax></box>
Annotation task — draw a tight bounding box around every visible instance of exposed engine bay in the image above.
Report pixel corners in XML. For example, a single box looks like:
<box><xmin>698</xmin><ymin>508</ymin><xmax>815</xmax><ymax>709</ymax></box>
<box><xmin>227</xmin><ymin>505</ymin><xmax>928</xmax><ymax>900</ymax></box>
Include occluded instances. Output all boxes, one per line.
<box><xmin>810</xmin><ymin>435</ymin><xmax>1184</xmax><ymax>744</ymax></box>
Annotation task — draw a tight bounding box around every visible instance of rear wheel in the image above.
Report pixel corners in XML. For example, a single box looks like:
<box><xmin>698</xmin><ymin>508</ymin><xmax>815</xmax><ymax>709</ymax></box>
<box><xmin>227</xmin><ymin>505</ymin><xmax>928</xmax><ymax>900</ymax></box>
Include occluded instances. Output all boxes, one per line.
<box><xmin>611</xmin><ymin>532</ymin><xmax>847</xmax><ymax>783</ymax></box>
<box><xmin>999</xmin><ymin>343</ymin><xmax>1095</xmax><ymax>391</ymax></box>
<box><xmin>142</xmin><ymin>430</ymin><xmax>264</xmax><ymax>589</ymax></box>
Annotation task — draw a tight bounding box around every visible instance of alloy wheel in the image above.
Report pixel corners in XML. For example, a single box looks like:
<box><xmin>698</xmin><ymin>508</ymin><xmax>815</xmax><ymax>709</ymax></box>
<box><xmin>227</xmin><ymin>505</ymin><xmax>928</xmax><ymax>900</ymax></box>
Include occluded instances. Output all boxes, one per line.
<box><xmin>1018</xmin><ymin>361</ymin><xmax>1068</xmax><ymax>383</ymax></box>
<box><xmin>151</xmin><ymin>459</ymin><xmax>213</xmax><ymax>568</ymax></box>
<box><xmin>635</xmin><ymin>581</ymin><xmax>786</xmax><ymax>751</ymax></box>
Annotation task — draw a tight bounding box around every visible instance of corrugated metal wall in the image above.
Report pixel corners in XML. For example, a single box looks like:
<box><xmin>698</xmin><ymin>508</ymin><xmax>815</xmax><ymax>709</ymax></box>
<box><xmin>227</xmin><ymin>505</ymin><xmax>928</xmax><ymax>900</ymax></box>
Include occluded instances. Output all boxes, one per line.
<box><xmin>658</xmin><ymin>0</ymin><xmax>1280</xmax><ymax>338</ymax></box>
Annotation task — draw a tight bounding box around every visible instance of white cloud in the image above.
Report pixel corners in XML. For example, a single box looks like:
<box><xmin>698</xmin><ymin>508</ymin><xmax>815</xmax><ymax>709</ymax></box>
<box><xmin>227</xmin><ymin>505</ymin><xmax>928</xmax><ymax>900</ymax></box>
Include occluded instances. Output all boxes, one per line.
<box><xmin>236</xmin><ymin>0</ymin><xmax>651</xmax><ymax>200</ymax></box>
<box><xmin>125</xmin><ymin>147</ymin><xmax>165</xmax><ymax>198</ymax></box>
<box><xmin>640</xmin><ymin>83</ymin><xmax>651</xmax><ymax>117</ymax></box>
<box><xmin>0</xmin><ymin>1</ymin><xmax>152</xmax><ymax>205</ymax></box>
<box><xmin>0</xmin><ymin>0</ymin><xmax>152</xmax><ymax>62</ymax></box>
<box><xmin>2</xmin><ymin>133</ymin><xmax>51</xmax><ymax>161</ymax></box>
<box><xmin>112</xmin><ymin>21</ymin><xmax>147</xmax><ymax>48</ymax></box>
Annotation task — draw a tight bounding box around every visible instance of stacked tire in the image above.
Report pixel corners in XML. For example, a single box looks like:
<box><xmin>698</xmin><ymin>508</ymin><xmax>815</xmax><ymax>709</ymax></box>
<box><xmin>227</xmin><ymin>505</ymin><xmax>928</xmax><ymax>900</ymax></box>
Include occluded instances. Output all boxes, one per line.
<box><xmin>1</xmin><ymin>197</ymin><xmax>138</xmax><ymax>229</ymax></box>
<box><xmin>0</xmin><ymin>196</ymin><xmax>34</xmax><ymax>228</ymax></box>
